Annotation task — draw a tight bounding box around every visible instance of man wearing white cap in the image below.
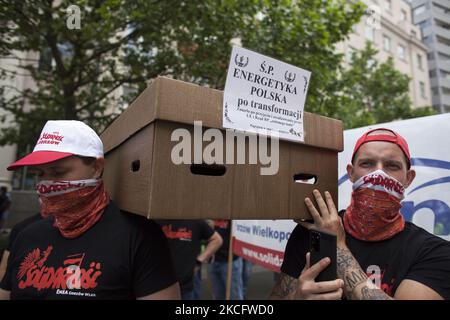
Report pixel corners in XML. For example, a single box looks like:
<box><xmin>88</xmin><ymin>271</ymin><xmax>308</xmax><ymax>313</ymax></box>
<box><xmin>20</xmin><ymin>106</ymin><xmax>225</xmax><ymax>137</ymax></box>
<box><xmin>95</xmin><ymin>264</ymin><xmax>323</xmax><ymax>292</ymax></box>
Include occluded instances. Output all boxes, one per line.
<box><xmin>0</xmin><ymin>120</ymin><xmax>180</xmax><ymax>300</ymax></box>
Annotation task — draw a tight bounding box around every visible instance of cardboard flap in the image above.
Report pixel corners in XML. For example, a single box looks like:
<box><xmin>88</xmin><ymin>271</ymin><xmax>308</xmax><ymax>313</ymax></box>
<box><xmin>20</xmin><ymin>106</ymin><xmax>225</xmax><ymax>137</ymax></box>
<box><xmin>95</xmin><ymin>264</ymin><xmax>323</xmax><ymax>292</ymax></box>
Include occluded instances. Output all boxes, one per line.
<box><xmin>101</xmin><ymin>76</ymin><xmax>344</xmax><ymax>153</ymax></box>
<box><xmin>303</xmin><ymin>112</ymin><xmax>343</xmax><ymax>152</ymax></box>
<box><xmin>102</xmin><ymin>78</ymin><xmax>160</xmax><ymax>153</ymax></box>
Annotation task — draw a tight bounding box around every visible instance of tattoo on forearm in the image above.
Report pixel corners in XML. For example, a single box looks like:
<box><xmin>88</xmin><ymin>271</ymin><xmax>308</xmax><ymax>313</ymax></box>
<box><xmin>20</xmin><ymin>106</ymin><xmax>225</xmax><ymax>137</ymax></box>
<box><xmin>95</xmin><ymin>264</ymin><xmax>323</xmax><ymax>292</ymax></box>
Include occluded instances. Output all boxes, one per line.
<box><xmin>337</xmin><ymin>247</ymin><xmax>361</xmax><ymax>281</ymax></box>
<box><xmin>337</xmin><ymin>247</ymin><xmax>355</xmax><ymax>270</ymax></box>
<box><xmin>361</xmin><ymin>287</ymin><xmax>391</xmax><ymax>300</ymax></box>
<box><xmin>345</xmin><ymin>270</ymin><xmax>367</xmax><ymax>290</ymax></box>
<box><xmin>271</xmin><ymin>273</ymin><xmax>298</xmax><ymax>299</ymax></box>
<box><xmin>337</xmin><ymin>246</ymin><xmax>392</xmax><ymax>300</ymax></box>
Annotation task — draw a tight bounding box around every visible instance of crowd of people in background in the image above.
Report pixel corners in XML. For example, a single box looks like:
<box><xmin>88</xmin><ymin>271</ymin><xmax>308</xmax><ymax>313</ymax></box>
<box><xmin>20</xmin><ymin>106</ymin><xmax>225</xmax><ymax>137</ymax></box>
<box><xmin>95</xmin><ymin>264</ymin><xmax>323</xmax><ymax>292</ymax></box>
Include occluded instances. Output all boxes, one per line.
<box><xmin>157</xmin><ymin>218</ymin><xmax>254</xmax><ymax>300</ymax></box>
<box><xmin>0</xmin><ymin>187</ymin><xmax>11</xmax><ymax>233</ymax></box>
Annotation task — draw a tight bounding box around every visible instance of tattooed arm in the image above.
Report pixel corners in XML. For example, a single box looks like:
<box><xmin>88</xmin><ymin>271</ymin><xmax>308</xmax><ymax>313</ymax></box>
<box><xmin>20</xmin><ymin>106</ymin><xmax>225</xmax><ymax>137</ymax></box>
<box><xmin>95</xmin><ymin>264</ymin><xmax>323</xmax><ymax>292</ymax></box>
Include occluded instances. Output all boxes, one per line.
<box><xmin>299</xmin><ymin>190</ymin><xmax>391</xmax><ymax>300</ymax></box>
<box><xmin>337</xmin><ymin>247</ymin><xmax>443</xmax><ymax>300</ymax></box>
<box><xmin>269</xmin><ymin>272</ymin><xmax>299</xmax><ymax>300</ymax></box>
<box><xmin>337</xmin><ymin>245</ymin><xmax>392</xmax><ymax>300</ymax></box>
<box><xmin>270</xmin><ymin>253</ymin><xmax>343</xmax><ymax>300</ymax></box>
<box><xmin>298</xmin><ymin>190</ymin><xmax>443</xmax><ymax>300</ymax></box>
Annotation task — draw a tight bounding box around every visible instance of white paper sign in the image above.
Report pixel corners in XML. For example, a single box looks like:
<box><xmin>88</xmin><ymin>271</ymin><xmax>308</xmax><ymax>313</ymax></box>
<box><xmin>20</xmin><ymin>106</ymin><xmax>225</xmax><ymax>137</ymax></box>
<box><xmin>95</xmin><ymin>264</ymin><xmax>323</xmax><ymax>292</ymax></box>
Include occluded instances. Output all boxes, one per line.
<box><xmin>223</xmin><ymin>46</ymin><xmax>311</xmax><ymax>142</ymax></box>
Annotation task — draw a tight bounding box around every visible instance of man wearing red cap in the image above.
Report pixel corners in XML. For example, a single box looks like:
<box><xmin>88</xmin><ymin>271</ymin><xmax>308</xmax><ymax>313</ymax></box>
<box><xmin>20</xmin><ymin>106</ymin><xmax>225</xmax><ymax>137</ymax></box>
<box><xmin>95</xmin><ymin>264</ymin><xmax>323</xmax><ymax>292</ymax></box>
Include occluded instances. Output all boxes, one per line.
<box><xmin>270</xmin><ymin>128</ymin><xmax>450</xmax><ymax>300</ymax></box>
<box><xmin>0</xmin><ymin>120</ymin><xmax>180</xmax><ymax>300</ymax></box>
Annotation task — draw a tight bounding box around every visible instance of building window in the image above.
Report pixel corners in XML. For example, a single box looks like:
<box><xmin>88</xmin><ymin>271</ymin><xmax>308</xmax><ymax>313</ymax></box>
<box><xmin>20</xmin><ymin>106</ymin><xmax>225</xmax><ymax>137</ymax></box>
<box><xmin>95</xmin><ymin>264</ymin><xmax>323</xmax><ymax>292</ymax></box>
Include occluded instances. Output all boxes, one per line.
<box><xmin>365</xmin><ymin>24</ymin><xmax>375</xmax><ymax>42</ymax></box>
<box><xmin>383</xmin><ymin>35</ymin><xmax>391</xmax><ymax>52</ymax></box>
<box><xmin>413</xmin><ymin>5</ymin><xmax>426</xmax><ymax>16</ymax></box>
<box><xmin>429</xmin><ymin>70</ymin><xmax>437</xmax><ymax>78</ymax></box>
<box><xmin>437</xmin><ymin>35</ymin><xmax>450</xmax><ymax>46</ymax></box>
<box><xmin>442</xmin><ymin>70</ymin><xmax>450</xmax><ymax>80</ymax></box>
<box><xmin>384</xmin><ymin>0</ymin><xmax>392</xmax><ymax>13</ymax></box>
<box><xmin>434</xmin><ymin>3</ymin><xmax>450</xmax><ymax>17</ymax></box>
<box><xmin>436</xmin><ymin>20</ymin><xmax>450</xmax><ymax>30</ymax></box>
<box><xmin>423</xmin><ymin>36</ymin><xmax>433</xmax><ymax>45</ymax></box>
<box><xmin>417</xmin><ymin>54</ymin><xmax>423</xmax><ymax>70</ymax></box>
<box><xmin>397</xmin><ymin>45</ymin><xmax>406</xmax><ymax>61</ymax></box>
<box><xmin>438</xmin><ymin>53</ymin><xmax>450</xmax><ymax>63</ymax></box>
<box><xmin>418</xmin><ymin>20</ymin><xmax>429</xmax><ymax>33</ymax></box>
<box><xmin>419</xmin><ymin>81</ymin><xmax>426</xmax><ymax>98</ymax></box>
<box><xmin>400</xmin><ymin>9</ymin><xmax>407</xmax><ymax>21</ymax></box>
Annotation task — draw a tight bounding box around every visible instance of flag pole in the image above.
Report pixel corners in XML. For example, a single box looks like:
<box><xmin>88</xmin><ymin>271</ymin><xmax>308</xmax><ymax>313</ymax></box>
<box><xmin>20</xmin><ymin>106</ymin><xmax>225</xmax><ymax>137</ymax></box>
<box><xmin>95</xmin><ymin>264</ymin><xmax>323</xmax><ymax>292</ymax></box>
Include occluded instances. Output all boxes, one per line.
<box><xmin>225</xmin><ymin>220</ymin><xmax>234</xmax><ymax>300</ymax></box>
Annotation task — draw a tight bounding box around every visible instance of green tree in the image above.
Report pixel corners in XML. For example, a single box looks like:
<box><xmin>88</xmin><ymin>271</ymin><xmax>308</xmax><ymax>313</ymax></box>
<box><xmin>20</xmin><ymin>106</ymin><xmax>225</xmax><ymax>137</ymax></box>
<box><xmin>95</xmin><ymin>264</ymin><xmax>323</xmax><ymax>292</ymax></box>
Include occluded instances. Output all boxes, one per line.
<box><xmin>1</xmin><ymin>0</ymin><xmax>433</xmax><ymax>152</ymax></box>
<box><xmin>323</xmin><ymin>42</ymin><xmax>435</xmax><ymax>128</ymax></box>
<box><xmin>239</xmin><ymin>2</ymin><xmax>435</xmax><ymax>128</ymax></box>
<box><xmin>240</xmin><ymin>0</ymin><xmax>366</xmax><ymax>118</ymax></box>
<box><xmin>0</xmin><ymin>0</ymin><xmax>365</xmax><ymax>152</ymax></box>
<box><xmin>0</xmin><ymin>0</ymin><xmax>260</xmax><ymax>150</ymax></box>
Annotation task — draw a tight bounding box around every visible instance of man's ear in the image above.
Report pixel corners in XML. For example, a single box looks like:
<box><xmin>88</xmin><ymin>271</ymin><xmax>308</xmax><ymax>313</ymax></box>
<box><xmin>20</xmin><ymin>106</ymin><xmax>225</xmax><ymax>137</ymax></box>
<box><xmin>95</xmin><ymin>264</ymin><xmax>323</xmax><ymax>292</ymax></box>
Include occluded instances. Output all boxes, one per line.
<box><xmin>405</xmin><ymin>169</ymin><xmax>416</xmax><ymax>188</ymax></box>
<box><xmin>346</xmin><ymin>164</ymin><xmax>355</xmax><ymax>183</ymax></box>
<box><xmin>93</xmin><ymin>158</ymin><xmax>105</xmax><ymax>179</ymax></box>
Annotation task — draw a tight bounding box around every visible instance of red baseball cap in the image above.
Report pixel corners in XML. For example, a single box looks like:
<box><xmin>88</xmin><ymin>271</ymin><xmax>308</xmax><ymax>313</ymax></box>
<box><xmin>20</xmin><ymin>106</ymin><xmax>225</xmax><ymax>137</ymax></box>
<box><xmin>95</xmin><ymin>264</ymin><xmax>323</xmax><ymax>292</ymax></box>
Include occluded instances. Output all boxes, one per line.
<box><xmin>351</xmin><ymin>128</ymin><xmax>411</xmax><ymax>169</ymax></box>
<box><xmin>7</xmin><ymin>120</ymin><xmax>104</xmax><ymax>171</ymax></box>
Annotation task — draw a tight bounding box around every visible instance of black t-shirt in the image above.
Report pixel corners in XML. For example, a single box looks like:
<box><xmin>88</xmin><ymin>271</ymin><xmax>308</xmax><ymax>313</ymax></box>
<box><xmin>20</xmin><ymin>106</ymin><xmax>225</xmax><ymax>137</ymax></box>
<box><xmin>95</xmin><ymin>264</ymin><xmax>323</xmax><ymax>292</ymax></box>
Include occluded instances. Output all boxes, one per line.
<box><xmin>281</xmin><ymin>212</ymin><xmax>450</xmax><ymax>299</ymax></box>
<box><xmin>157</xmin><ymin>220</ymin><xmax>214</xmax><ymax>293</ymax></box>
<box><xmin>6</xmin><ymin>213</ymin><xmax>43</xmax><ymax>251</ymax></box>
<box><xmin>0</xmin><ymin>202</ymin><xmax>177</xmax><ymax>300</ymax></box>
<box><xmin>213</xmin><ymin>220</ymin><xmax>238</xmax><ymax>262</ymax></box>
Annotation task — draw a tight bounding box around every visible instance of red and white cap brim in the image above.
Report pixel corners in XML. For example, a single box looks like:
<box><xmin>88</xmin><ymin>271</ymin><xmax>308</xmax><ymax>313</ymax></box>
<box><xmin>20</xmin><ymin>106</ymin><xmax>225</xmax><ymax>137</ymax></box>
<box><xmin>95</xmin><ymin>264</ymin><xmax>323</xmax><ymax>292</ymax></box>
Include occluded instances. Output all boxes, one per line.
<box><xmin>7</xmin><ymin>151</ymin><xmax>74</xmax><ymax>171</ymax></box>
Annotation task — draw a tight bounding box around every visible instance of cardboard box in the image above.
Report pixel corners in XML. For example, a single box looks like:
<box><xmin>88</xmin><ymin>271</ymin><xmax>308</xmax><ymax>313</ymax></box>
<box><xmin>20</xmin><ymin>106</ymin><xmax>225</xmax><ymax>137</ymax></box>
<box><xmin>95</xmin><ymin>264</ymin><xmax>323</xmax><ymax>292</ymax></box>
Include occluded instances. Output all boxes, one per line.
<box><xmin>101</xmin><ymin>77</ymin><xmax>343</xmax><ymax>219</ymax></box>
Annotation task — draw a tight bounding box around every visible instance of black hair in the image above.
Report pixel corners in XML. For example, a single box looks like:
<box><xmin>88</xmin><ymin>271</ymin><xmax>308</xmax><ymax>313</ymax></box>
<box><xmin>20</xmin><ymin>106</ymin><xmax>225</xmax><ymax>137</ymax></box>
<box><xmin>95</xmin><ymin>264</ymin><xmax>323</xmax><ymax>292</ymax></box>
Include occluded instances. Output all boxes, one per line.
<box><xmin>76</xmin><ymin>156</ymin><xmax>97</xmax><ymax>166</ymax></box>
<box><xmin>76</xmin><ymin>156</ymin><xmax>103</xmax><ymax>178</ymax></box>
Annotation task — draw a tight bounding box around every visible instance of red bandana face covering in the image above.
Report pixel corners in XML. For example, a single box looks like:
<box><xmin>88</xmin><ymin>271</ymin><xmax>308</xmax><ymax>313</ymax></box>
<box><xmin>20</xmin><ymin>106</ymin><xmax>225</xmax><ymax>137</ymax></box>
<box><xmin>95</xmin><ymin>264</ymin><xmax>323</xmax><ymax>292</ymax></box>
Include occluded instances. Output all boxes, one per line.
<box><xmin>36</xmin><ymin>179</ymin><xmax>110</xmax><ymax>239</ymax></box>
<box><xmin>343</xmin><ymin>170</ymin><xmax>406</xmax><ymax>242</ymax></box>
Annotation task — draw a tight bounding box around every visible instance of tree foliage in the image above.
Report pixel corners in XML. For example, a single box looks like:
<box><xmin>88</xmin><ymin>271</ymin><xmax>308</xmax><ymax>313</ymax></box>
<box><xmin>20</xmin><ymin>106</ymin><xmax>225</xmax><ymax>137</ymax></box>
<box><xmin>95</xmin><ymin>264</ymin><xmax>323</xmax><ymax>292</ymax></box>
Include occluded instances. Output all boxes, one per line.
<box><xmin>0</xmin><ymin>0</ymin><xmax>434</xmax><ymax>154</ymax></box>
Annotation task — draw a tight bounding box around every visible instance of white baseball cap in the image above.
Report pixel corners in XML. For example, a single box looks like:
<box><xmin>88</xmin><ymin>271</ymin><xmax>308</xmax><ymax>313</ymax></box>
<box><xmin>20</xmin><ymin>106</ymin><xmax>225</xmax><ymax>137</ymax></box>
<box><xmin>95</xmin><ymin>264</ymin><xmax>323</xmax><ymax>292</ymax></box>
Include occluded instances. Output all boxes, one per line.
<box><xmin>8</xmin><ymin>120</ymin><xmax>103</xmax><ymax>171</ymax></box>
